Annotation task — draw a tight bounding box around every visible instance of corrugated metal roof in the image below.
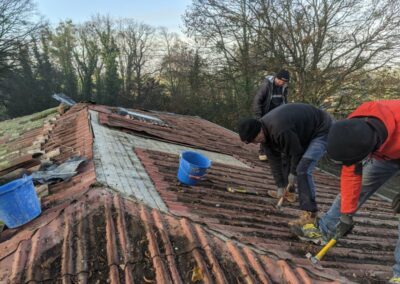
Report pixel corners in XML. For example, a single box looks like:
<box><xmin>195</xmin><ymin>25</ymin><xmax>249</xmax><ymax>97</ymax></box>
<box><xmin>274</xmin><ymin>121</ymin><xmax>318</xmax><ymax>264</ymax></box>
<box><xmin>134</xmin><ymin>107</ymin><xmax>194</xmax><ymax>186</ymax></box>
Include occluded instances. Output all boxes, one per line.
<box><xmin>0</xmin><ymin>187</ymin><xmax>345</xmax><ymax>283</ymax></box>
<box><xmin>96</xmin><ymin>107</ymin><xmax>257</xmax><ymax>163</ymax></box>
<box><xmin>0</xmin><ymin>104</ymin><xmax>97</xmax><ymax>283</ymax></box>
<box><xmin>1</xmin><ymin>103</ymin><xmax>396</xmax><ymax>283</ymax></box>
<box><xmin>134</xmin><ymin>148</ymin><xmax>396</xmax><ymax>283</ymax></box>
<box><xmin>90</xmin><ymin>108</ymin><xmax>249</xmax><ymax>213</ymax></box>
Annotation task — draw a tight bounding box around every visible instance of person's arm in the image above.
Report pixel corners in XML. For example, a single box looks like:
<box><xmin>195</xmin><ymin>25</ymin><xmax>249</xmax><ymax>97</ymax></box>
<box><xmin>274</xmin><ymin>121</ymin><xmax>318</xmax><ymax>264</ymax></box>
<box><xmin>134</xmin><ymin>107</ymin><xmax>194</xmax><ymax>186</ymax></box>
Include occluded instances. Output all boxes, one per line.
<box><xmin>278</xmin><ymin>131</ymin><xmax>304</xmax><ymax>175</ymax></box>
<box><xmin>283</xmin><ymin>85</ymin><xmax>288</xmax><ymax>104</ymax></box>
<box><xmin>253</xmin><ymin>80</ymin><xmax>270</xmax><ymax>118</ymax></box>
<box><xmin>290</xmin><ymin>155</ymin><xmax>302</xmax><ymax>175</ymax></box>
<box><xmin>340</xmin><ymin>163</ymin><xmax>363</xmax><ymax>214</ymax></box>
<box><xmin>335</xmin><ymin>163</ymin><xmax>363</xmax><ymax>237</ymax></box>
<box><xmin>264</xmin><ymin>146</ymin><xmax>286</xmax><ymax>187</ymax></box>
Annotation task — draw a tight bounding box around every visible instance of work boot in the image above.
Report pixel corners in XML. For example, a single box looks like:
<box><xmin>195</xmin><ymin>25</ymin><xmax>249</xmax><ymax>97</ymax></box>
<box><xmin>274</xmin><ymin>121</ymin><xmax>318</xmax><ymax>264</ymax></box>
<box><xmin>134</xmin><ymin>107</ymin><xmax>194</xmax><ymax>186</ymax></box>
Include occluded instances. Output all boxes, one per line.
<box><xmin>267</xmin><ymin>190</ymin><xmax>297</xmax><ymax>203</ymax></box>
<box><xmin>288</xmin><ymin>211</ymin><xmax>317</xmax><ymax>227</ymax></box>
<box><xmin>289</xmin><ymin>223</ymin><xmax>326</xmax><ymax>245</ymax></box>
<box><xmin>284</xmin><ymin>191</ymin><xmax>297</xmax><ymax>203</ymax></box>
<box><xmin>389</xmin><ymin>276</ymin><xmax>400</xmax><ymax>283</ymax></box>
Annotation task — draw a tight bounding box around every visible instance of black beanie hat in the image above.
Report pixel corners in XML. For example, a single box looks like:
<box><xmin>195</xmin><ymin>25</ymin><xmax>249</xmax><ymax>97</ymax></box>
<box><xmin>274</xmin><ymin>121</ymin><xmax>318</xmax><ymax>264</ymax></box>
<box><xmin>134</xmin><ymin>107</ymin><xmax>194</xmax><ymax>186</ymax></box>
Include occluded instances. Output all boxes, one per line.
<box><xmin>238</xmin><ymin>118</ymin><xmax>262</xmax><ymax>144</ymax></box>
<box><xmin>276</xmin><ymin>69</ymin><xmax>290</xmax><ymax>82</ymax></box>
<box><xmin>327</xmin><ymin>118</ymin><xmax>377</xmax><ymax>165</ymax></box>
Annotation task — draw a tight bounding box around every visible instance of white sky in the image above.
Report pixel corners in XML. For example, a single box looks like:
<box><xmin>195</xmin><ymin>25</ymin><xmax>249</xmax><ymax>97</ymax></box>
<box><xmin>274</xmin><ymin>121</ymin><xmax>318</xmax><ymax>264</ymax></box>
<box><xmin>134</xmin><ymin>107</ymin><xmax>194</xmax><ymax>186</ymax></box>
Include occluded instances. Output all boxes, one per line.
<box><xmin>35</xmin><ymin>0</ymin><xmax>192</xmax><ymax>34</ymax></box>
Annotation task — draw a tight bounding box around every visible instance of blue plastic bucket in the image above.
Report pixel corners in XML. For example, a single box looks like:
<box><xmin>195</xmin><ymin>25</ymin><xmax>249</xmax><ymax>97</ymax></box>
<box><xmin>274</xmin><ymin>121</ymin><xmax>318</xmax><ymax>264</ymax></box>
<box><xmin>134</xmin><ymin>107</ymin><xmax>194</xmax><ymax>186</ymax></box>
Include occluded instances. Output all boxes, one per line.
<box><xmin>177</xmin><ymin>151</ymin><xmax>212</xmax><ymax>185</ymax></box>
<box><xmin>0</xmin><ymin>175</ymin><xmax>41</xmax><ymax>228</ymax></box>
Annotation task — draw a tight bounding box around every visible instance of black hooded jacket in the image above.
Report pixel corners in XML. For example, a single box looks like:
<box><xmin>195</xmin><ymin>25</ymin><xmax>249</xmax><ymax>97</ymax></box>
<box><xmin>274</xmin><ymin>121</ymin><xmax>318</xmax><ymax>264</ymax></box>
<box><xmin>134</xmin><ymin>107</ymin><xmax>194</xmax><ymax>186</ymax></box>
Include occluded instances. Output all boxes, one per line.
<box><xmin>253</xmin><ymin>75</ymin><xmax>288</xmax><ymax>118</ymax></box>
<box><xmin>260</xmin><ymin>103</ymin><xmax>332</xmax><ymax>186</ymax></box>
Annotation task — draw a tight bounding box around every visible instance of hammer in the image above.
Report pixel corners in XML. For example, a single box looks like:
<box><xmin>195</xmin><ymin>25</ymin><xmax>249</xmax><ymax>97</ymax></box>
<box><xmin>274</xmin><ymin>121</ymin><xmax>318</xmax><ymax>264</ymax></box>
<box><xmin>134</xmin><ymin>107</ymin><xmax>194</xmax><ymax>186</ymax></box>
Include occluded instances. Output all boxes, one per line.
<box><xmin>276</xmin><ymin>184</ymin><xmax>293</xmax><ymax>209</ymax></box>
<box><xmin>276</xmin><ymin>195</ymin><xmax>285</xmax><ymax>209</ymax></box>
<box><xmin>306</xmin><ymin>238</ymin><xmax>337</xmax><ymax>270</ymax></box>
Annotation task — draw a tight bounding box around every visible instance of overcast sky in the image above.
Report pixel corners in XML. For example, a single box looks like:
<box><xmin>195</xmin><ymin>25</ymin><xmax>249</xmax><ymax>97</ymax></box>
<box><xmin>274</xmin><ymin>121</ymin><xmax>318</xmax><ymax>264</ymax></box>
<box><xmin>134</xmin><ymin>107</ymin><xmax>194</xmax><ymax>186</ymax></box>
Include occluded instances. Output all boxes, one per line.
<box><xmin>35</xmin><ymin>0</ymin><xmax>192</xmax><ymax>34</ymax></box>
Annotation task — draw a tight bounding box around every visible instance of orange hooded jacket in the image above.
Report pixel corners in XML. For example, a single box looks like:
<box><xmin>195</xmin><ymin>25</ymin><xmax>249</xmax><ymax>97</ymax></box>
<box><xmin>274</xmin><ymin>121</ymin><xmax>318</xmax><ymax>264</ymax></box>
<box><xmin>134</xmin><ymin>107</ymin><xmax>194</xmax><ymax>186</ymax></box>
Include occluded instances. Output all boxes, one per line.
<box><xmin>341</xmin><ymin>100</ymin><xmax>400</xmax><ymax>213</ymax></box>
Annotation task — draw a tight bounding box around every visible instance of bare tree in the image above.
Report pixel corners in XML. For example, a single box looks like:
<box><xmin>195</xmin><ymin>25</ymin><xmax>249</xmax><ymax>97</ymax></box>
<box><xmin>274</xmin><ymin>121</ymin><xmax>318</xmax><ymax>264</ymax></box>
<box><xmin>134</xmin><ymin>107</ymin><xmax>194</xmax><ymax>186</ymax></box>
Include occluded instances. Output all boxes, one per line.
<box><xmin>90</xmin><ymin>15</ymin><xmax>121</xmax><ymax>105</ymax></box>
<box><xmin>184</xmin><ymin>0</ymin><xmax>280</xmax><ymax>116</ymax></box>
<box><xmin>185</xmin><ymin>0</ymin><xmax>400</xmax><ymax>109</ymax></box>
<box><xmin>159</xmin><ymin>29</ymin><xmax>181</xmax><ymax>97</ymax></box>
<box><xmin>50</xmin><ymin>21</ymin><xmax>78</xmax><ymax>99</ymax></box>
<box><xmin>74</xmin><ymin>23</ymin><xmax>99</xmax><ymax>101</ymax></box>
<box><xmin>250</xmin><ymin>0</ymin><xmax>400</xmax><ymax>105</ymax></box>
<box><xmin>115</xmin><ymin>19</ymin><xmax>157</xmax><ymax>103</ymax></box>
<box><xmin>0</xmin><ymin>0</ymin><xmax>41</xmax><ymax>75</ymax></box>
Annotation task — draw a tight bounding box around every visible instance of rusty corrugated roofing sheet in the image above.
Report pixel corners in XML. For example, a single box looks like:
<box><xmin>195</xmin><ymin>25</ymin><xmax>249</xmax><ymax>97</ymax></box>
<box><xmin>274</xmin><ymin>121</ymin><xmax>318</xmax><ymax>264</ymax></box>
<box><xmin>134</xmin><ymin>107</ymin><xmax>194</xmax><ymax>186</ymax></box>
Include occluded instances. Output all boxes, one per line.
<box><xmin>96</xmin><ymin>107</ymin><xmax>257</xmax><ymax>162</ymax></box>
<box><xmin>0</xmin><ymin>104</ymin><xmax>95</xmax><ymax>243</ymax></box>
<box><xmin>90</xmin><ymin>108</ymin><xmax>250</xmax><ymax>214</ymax></box>
<box><xmin>0</xmin><ymin>103</ymin><xmax>394</xmax><ymax>283</ymax></box>
<box><xmin>133</xmin><ymin>148</ymin><xmax>395</xmax><ymax>283</ymax></box>
<box><xmin>0</xmin><ymin>186</ymin><xmax>345</xmax><ymax>283</ymax></box>
<box><xmin>91</xmin><ymin>105</ymin><xmax>395</xmax><ymax>282</ymax></box>
<box><xmin>92</xmin><ymin>105</ymin><xmax>398</xmax><ymax>282</ymax></box>
<box><xmin>0</xmin><ymin>101</ymin><xmax>342</xmax><ymax>282</ymax></box>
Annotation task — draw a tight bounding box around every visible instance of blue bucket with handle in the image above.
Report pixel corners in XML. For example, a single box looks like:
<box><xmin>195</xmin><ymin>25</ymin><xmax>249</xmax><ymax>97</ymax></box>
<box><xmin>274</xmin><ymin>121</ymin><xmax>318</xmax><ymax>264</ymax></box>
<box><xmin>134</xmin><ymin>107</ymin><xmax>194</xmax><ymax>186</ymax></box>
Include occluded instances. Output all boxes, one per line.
<box><xmin>0</xmin><ymin>175</ymin><xmax>41</xmax><ymax>228</ymax></box>
<box><xmin>177</xmin><ymin>151</ymin><xmax>212</xmax><ymax>185</ymax></box>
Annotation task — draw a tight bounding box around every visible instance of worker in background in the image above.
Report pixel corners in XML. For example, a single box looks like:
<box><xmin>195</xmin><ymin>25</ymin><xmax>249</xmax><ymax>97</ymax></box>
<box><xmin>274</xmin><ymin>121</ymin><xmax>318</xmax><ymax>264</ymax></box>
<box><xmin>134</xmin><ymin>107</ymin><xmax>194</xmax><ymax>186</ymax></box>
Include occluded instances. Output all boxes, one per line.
<box><xmin>238</xmin><ymin>103</ymin><xmax>332</xmax><ymax>226</ymax></box>
<box><xmin>253</xmin><ymin>69</ymin><xmax>290</xmax><ymax>161</ymax></box>
<box><xmin>289</xmin><ymin>100</ymin><xmax>400</xmax><ymax>284</ymax></box>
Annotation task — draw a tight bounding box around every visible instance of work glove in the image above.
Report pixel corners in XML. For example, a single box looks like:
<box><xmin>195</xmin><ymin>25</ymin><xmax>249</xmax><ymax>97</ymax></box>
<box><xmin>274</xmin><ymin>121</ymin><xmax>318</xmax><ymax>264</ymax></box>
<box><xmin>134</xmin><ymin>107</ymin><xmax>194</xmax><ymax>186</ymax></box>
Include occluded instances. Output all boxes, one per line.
<box><xmin>336</xmin><ymin>214</ymin><xmax>354</xmax><ymax>238</ymax></box>
<box><xmin>288</xmin><ymin>173</ymin><xmax>297</xmax><ymax>188</ymax></box>
<box><xmin>277</xmin><ymin>187</ymin><xmax>285</xmax><ymax>198</ymax></box>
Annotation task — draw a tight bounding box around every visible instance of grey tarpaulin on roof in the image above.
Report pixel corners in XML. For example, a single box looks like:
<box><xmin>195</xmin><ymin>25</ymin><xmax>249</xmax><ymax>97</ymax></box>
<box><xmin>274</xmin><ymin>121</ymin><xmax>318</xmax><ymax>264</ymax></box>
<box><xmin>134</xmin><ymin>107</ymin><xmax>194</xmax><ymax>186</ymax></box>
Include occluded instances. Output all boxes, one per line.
<box><xmin>31</xmin><ymin>156</ymin><xmax>86</xmax><ymax>184</ymax></box>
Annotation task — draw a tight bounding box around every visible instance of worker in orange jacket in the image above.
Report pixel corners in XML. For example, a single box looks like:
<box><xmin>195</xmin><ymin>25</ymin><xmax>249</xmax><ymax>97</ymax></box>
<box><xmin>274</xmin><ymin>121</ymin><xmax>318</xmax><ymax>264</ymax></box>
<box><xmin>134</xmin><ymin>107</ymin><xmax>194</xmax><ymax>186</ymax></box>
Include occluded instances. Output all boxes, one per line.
<box><xmin>291</xmin><ymin>100</ymin><xmax>400</xmax><ymax>284</ymax></box>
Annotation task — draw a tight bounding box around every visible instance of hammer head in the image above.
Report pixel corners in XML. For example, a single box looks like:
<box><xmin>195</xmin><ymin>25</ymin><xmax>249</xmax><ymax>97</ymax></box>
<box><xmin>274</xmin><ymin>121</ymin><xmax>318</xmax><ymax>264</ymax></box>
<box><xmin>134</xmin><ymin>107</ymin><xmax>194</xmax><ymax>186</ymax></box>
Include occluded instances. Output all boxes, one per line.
<box><xmin>306</xmin><ymin>253</ymin><xmax>324</xmax><ymax>270</ymax></box>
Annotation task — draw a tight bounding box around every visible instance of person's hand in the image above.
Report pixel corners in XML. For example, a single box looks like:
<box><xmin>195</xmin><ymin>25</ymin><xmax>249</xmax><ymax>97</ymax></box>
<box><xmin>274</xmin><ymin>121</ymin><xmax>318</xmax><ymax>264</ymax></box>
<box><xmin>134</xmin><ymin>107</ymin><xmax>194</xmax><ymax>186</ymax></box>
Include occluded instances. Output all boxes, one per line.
<box><xmin>336</xmin><ymin>214</ymin><xmax>354</xmax><ymax>237</ymax></box>
<box><xmin>277</xmin><ymin>187</ymin><xmax>285</xmax><ymax>198</ymax></box>
<box><xmin>288</xmin><ymin>173</ymin><xmax>297</xmax><ymax>187</ymax></box>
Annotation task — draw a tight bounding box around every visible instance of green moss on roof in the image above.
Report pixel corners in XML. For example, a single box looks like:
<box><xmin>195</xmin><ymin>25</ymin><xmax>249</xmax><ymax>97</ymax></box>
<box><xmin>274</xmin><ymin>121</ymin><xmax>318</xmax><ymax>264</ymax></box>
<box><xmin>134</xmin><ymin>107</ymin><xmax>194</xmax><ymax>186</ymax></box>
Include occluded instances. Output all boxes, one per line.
<box><xmin>0</xmin><ymin>108</ymin><xmax>58</xmax><ymax>138</ymax></box>
<box><xmin>0</xmin><ymin>107</ymin><xmax>58</xmax><ymax>171</ymax></box>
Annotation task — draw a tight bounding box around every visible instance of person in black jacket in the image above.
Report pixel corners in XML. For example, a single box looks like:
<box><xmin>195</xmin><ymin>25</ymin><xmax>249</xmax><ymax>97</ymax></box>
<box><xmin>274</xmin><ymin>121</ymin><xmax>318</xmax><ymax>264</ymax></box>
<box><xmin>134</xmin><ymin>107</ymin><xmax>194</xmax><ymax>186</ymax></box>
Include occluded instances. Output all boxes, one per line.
<box><xmin>253</xmin><ymin>69</ymin><xmax>290</xmax><ymax>161</ymax></box>
<box><xmin>238</xmin><ymin>103</ymin><xmax>332</xmax><ymax>226</ymax></box>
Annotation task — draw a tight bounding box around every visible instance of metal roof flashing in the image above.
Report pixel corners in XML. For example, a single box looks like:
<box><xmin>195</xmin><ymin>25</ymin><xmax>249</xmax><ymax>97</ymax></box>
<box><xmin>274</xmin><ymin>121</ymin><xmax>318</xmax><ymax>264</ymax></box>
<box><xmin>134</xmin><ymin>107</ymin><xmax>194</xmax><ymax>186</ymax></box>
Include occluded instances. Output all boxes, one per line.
<box><xmin>116</xmin><ymin>107</ymin><xmax>168</xmax><ymax>127</ymax></box>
